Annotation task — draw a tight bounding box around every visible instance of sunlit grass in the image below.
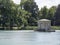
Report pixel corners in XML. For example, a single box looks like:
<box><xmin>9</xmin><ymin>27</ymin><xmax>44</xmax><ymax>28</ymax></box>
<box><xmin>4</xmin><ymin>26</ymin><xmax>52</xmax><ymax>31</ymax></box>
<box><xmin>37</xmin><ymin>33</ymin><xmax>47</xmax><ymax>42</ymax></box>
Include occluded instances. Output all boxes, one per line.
<box><xmin>51</xmin><ymin>26</ymin><xmax>60</xmax><ymax>30</ymax></box>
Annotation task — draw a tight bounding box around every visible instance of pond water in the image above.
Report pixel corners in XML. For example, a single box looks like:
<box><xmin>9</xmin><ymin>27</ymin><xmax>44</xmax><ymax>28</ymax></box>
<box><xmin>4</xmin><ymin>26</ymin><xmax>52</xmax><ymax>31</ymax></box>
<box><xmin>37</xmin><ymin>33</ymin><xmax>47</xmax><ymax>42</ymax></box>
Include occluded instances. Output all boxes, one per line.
<box><xmin>0</xmin><ymin>30</ymin><xmax>60</xmax><ymax>45</ymax></box>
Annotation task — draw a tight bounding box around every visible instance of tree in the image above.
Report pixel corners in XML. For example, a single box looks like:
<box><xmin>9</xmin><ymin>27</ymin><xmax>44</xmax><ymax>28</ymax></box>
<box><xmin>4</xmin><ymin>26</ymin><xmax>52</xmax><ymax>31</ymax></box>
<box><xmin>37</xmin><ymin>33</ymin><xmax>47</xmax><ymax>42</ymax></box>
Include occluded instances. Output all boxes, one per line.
<box><xmin>16</xmin><ymin>8</ymin><xmax>31</xmax><ymax>29</ymax></box>
<box><xmin>54</xmin><ymin>4</ymin><xmax>60</xmax><ymax>26</ymax></box>
<box><xmin>0</xmin><ymin>3</ymin><xmax>6</xmax><ymax>29</ymax></box>
<box><xmin>21</xmin><ymin>0</ymin><xmax>39</xmax><ymax>26</ymax></box>
<box><xmin>20</xmin><ymin>0</ymin><xmax>27</xmax><ymax>9</ymax></box>
<box><xmin>48</xmin><ymin>6</ymin><xmax>56</xmax><ymax>25</ymax></box>
<box><xmin>39</xmin><ymin>6</ymin><xmax>56</xmax><ymax>25</ymax></box>
<box><xmin>39</xmin><ymin>6</ymin><xmax>48</xmax><ymax>19</ymax></box>
<box><xmin>0</xmin><ymin>0</ymin><xmax>17</xmax><ymax>29</ymax></box>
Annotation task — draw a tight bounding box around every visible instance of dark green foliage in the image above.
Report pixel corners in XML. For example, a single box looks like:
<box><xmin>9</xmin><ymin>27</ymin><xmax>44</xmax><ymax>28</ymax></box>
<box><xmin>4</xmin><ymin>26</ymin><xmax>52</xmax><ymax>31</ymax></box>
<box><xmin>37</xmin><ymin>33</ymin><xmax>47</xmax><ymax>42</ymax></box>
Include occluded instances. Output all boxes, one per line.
<box><xmin>21</xmin><ymin>0</ymin><xmax>39</xmax><ymax>26</ymax></box>
<box><xmin>0</xmin><ymin>0</ymin><xmax>59</xmax><ymax>30</ymax></box>
<box><xmin>39</xmin><ymin>6</ymin><xmax>48</xmax><ymax>19</ymax></box>
<box><xmin>0</xmin><ymin>0</ymin><xmax>12</xmax><ymax>29</ymax></box>
<box><xmin>39</xmin><ymin>6</ymin><xmax>56</xmax><ymax>26</ymax></box>
<box><xmin>54</xmin><ymin>4</ymin><xmax>60</xmax><ymax>26</ymax></box>
<box><xmin>48</xmin><ymin>6</ymin><xmax>56</xmax><ymax>25</ymax></box>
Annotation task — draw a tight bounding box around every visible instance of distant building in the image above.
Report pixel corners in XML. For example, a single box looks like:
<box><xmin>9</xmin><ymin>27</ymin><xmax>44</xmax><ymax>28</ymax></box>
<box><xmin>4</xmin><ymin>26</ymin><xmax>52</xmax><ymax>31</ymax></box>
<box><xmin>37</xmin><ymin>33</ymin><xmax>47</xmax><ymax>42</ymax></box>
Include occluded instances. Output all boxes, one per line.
<box><xmin>36</xmin><ymin>19</ymin><xmax>54</xmax><ymax>32</ymax></box>
<box><xmin>38</xmin><ymin>19</ymin><xmax>51</xmax><ymax>31</ymax></box>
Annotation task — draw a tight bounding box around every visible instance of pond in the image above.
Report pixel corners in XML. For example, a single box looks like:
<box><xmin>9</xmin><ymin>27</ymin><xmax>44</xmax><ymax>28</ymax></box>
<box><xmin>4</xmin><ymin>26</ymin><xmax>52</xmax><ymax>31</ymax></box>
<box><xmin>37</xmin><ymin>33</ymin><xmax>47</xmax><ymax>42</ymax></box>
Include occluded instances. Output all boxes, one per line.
<box><xmin>0</xmin><ymin>30</ymin><xmax>60</xmax><ymax>45</ymax></box>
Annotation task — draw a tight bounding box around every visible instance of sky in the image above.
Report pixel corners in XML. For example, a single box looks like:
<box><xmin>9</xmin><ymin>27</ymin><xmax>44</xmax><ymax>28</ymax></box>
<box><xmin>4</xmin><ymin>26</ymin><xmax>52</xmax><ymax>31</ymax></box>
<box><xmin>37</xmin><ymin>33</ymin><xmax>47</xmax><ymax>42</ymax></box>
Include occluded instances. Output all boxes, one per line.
<box><xmin>13</xmin><ymin>0</ymin><xmax>60</xmax><ymax>9</ymax></box>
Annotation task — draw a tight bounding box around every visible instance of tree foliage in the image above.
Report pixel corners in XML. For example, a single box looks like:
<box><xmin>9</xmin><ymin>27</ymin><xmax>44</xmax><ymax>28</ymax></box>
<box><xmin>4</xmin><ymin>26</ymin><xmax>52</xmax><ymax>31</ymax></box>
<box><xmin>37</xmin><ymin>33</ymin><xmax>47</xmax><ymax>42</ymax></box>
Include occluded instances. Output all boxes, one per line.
<box><xmin>39</xmin><ymin>6</ymin><xmax>48</xmax><ymax>19</ymax></box>
<box><xmin>21</xmin><ymin>0</ymin><xmax>39</xmax><ymax>26</ymax></box>
<box><xmin>39</xmin><ymin>6</ymin><xmax>56</xmax><ymax>25</ymax></box>
<box><xmin>54</xmin><ymin>4</ymin><xmax>60</xmax><ymax>26</ymax></box>
<box><xmin>0</xmin><ymin>0</ymin><xmax>59</xmax><ymax>30</ymax></box>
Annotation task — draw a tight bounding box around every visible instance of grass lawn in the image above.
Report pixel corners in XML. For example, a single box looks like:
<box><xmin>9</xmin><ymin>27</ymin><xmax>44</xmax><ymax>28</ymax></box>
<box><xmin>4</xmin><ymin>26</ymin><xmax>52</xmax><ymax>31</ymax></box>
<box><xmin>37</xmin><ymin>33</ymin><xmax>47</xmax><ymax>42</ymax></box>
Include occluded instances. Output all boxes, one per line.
<box><xmin>25</xmin><ymin>26</ymin><xmax>60</xmax><ymax>30</ymax></box>
<box><xmin>51</xmin><ymin>26</ymin><xmax>60</xmax><ymax>30</ymax></box>
<box><xmin>0</xmin><ymin>26</ymin><xmax>60</xmax><ymax>30</ymax></box>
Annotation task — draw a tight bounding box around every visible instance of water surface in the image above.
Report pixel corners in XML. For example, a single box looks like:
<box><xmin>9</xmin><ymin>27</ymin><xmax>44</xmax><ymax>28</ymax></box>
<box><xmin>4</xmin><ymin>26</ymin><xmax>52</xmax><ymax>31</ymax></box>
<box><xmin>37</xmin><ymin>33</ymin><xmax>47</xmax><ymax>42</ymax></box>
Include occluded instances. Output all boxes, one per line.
<box><xmin>0</xmin><ymin>30</ymin><xmax>60</xmax><ymax>45</ymax></box>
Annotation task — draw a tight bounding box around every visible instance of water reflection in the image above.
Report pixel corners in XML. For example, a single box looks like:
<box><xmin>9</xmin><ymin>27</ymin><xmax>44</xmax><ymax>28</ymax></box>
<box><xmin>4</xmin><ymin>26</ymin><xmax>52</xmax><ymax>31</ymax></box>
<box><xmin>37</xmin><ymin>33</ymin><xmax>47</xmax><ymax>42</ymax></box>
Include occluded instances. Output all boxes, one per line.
<box><xmin>0</xmin><ymin>30</ymin><xmax>60</xmax><ymax>45</ymax></box>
